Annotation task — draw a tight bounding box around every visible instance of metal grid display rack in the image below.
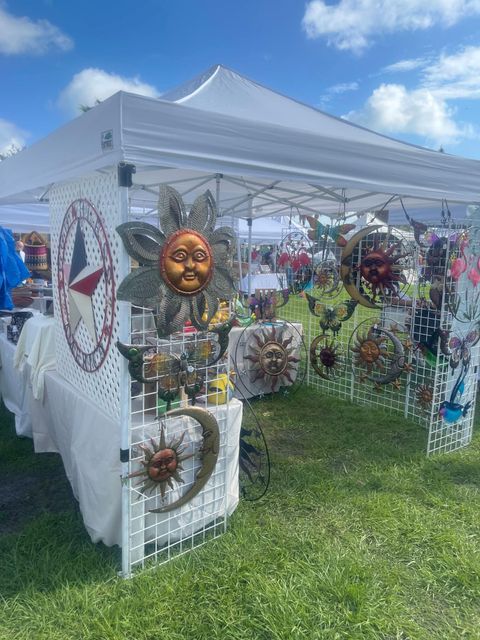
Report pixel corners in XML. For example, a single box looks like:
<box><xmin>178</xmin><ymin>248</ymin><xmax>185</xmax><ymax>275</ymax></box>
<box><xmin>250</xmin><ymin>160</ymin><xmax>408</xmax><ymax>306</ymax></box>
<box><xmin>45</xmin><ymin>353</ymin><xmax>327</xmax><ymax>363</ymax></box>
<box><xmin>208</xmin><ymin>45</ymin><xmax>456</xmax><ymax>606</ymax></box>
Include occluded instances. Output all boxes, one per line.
<box><xmin>50</xmin><ymin>171</ymin><xmax>239</xmax><ymax>578</ymax></box>
<box><xmin>277</xmin><ymin>215</ymin><xmax>480</xmax><ymax>457</ymax></box>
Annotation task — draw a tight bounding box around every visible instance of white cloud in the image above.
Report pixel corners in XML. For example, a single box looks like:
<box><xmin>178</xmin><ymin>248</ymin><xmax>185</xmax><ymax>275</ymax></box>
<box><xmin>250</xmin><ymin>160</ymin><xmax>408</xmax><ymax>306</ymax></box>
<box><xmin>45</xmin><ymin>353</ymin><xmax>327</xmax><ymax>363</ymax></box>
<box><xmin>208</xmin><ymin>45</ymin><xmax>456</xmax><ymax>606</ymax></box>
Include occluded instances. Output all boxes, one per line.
<box><xmin>382</xmin><ymin>57</ymin><xmax>429</xmax><ymax>73</ymax></box>
<box><xmin>347</xmin><ymin>45</ymin><xmax>480</xmax><ymax>146</ymax></box>
<box><xmin>0</xmin><ymin>118</ymin><xmax>27</xmax><ymax>154</ymax></box>
<box><xmin>327</xmin><ymin>81</ymin><xmax>359</xmax><ymax>94</ymax></box>
<box><xmin>58</xmin><ymin>68</ymin><xmax>160</xmax><ymax>116</ymax></box>
<box><xmin>345</xmin><ymin>83</ymin><xmax>470</xmax><ymax>145</ymax></box>
<box><xmin>422</xmin><ymin>45</ymin><xmax>480</xmax><ymax>99</ymax></box>
<box><xmin>302</xmin><ymin>0</ymin><xmax>480</xmax><ymax>53</ymax></box>
<box><xmin>0</xmin><ymin>2</ymin><xmax>73</xmax><ymax>55</ymax></box>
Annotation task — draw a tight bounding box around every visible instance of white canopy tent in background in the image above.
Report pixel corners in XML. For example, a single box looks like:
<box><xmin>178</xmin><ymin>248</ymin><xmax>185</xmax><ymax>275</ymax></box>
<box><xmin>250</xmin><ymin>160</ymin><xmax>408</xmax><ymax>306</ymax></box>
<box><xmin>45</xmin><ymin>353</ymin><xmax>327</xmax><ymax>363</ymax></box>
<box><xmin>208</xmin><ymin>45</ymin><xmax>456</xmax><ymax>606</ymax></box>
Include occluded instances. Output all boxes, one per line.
<box><xmin>0</xmin><ymin>64</ymin><xmax>479</xmax><ymax>231</ymax></box>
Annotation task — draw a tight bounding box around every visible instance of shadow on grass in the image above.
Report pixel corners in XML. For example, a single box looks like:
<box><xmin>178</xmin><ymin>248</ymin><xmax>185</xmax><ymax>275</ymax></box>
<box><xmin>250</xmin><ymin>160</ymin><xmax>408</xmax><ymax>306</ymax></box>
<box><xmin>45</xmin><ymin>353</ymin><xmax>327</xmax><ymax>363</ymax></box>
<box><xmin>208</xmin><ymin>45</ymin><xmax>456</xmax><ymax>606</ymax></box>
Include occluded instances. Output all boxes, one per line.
<box><xmin>0</xmin><ymin>402</ymin><xmax>119</xmax><ymax>598</ymax></box>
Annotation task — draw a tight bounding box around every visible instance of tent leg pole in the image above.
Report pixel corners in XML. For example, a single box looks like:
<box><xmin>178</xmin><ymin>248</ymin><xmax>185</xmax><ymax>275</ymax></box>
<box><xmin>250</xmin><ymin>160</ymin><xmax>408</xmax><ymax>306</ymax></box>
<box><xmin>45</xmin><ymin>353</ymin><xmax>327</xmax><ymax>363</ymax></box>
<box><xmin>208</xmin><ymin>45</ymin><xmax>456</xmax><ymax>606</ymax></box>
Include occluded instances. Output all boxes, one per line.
<box><xmin>247</xmin><ymin>208</ymin><xmax>252</xmax><ymax>298</ymax></box>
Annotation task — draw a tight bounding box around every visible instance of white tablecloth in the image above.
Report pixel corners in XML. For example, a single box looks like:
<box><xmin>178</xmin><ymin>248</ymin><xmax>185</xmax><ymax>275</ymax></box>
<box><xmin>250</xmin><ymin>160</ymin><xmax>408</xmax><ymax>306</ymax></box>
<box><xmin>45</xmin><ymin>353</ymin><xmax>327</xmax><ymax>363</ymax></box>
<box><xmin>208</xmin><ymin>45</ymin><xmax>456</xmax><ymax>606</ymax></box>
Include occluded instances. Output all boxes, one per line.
<box><xmin>0</xmin><ymin>334</ymin><xmax>32</xmax><ymax>437</ymax></box>
<box><xmin>30</xmin><ymin>372</ymin><xmax>243</xmax><ymax>547</ymax></box>
<box><xmin>14</xmin><ymin>315</ymin><xmax>56</xmax><ymax>400</ymax></box>
<box><xmin>240</xmin><ymin>273</ymin><xmax>287</xmax><ymax>294</ymax></box>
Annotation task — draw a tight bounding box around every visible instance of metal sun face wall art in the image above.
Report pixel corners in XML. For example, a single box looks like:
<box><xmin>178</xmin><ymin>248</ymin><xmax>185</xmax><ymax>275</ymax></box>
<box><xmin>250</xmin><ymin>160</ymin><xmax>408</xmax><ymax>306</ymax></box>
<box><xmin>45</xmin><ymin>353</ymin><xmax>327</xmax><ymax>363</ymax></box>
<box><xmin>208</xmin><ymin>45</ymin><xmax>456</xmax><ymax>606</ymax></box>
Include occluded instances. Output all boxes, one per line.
<box><xmin>243</xmin><ymin>323</ymin><xmax>301</xmax><ymax>392</ymax></box>
<box><xmin>128</xmin><ymin>406</ymin><xmax>220</xmax><ymax>513</ymax></box>
<box><xmin>116</xmin><ymin>186</ymin><xmax>236</xmax><ymax>336</ymax></box>
<box><xmin>341</xmin><ymin>226</ymin><xmax>411</xmax><ymax>309</ymax></box>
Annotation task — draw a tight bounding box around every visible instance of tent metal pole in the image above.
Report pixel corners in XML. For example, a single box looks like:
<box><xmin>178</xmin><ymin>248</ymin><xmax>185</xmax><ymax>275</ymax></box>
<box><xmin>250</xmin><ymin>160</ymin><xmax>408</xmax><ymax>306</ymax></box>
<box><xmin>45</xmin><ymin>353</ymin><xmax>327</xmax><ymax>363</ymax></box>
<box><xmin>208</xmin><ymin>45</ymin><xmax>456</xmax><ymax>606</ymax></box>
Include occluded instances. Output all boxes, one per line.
<box><xmin>247</xmin><ymin>196</ymin><xmax>253</xmax><ymax>297</ymax></box>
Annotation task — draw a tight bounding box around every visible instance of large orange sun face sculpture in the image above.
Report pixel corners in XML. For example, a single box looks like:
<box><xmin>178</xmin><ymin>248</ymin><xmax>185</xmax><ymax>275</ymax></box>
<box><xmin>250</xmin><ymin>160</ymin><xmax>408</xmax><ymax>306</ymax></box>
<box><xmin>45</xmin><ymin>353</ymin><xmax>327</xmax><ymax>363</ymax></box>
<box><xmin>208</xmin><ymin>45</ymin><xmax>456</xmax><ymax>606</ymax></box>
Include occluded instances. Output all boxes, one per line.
<box><xmin>244</xmin><ymin>324</ymin><xmax>300</xmax><ymax>392</ymax></box>
<box><xmin>159</xmin><ymin>228</ymin><xmax>213</xmax><ymax>295</ymax></box>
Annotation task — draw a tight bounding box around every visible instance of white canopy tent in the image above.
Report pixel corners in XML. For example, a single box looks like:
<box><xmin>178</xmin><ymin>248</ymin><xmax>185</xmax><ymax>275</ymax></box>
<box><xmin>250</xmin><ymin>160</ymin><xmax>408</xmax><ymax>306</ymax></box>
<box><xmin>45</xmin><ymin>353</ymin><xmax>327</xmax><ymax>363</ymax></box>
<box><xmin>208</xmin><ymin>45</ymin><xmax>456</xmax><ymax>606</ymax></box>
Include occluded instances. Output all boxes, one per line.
<box><xmin>0</xmin><ymin>64</ymin><xmax>479</xmax><ymax>230</ymax></box>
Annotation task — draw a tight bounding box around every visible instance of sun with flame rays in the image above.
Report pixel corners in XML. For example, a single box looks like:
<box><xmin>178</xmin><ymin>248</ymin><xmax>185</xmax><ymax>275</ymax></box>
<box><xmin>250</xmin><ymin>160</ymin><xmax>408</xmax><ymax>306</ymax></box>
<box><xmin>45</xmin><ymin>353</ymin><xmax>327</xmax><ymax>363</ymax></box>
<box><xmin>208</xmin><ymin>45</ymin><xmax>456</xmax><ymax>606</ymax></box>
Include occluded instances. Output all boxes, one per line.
<box><xmin>128</xmin><ymin>427</ymin><xmax>193</xmax><ymax>497</ymax></box>
<box><xmin>244</xmin><ymin>325</ymin><xmax>300</xmax><ymax>392</ymax></box>
<box><xmin>357</xmin><ymin>234</ymin><xmax>410</xmax><ymax>302</ymax></box>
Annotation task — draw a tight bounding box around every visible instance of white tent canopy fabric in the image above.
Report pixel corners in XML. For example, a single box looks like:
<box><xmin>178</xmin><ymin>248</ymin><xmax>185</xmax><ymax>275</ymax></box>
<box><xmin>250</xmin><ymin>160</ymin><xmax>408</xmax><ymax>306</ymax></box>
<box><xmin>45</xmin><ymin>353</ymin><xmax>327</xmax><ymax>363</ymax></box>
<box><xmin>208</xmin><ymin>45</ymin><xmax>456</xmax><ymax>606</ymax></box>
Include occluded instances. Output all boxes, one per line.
<box><xmin>0</xmin><ymin>64</ymin><xmax>479</xmax><ymax>230</ymax></box>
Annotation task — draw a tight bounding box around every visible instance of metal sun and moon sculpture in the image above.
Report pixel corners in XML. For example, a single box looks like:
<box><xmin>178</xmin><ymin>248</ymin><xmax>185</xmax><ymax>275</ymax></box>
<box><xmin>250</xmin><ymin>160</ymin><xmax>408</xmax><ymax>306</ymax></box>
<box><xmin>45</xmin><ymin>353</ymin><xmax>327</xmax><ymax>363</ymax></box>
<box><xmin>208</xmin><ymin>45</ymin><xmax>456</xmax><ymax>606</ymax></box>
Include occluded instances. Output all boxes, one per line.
<box><xmin>340</xmin><ymin>226</ymin><xmax>412</xmax><ymax>309</ymax></box>
<box><xmin>115</xmin><ymin>186</ymin><xmax>237</xmax><ymax>511</ymax></box>
<box><xmin>57</xmin><ymin>198</ymin><xmax>116</xmax><ymax>372</ymax></box>
<box><xmin>128</xmin><ymin>406</ymin><xmax>220</xmax><ymax>513</ymax></box>
<box><xmin>348</xmin><ymin>319</ymin><xmax>414</xmax><ymax>390</ymax></box>
<box><xmin>116</xmin><ymin>185</ymin><xmax>236</xmax><ymax>337</ymax></box>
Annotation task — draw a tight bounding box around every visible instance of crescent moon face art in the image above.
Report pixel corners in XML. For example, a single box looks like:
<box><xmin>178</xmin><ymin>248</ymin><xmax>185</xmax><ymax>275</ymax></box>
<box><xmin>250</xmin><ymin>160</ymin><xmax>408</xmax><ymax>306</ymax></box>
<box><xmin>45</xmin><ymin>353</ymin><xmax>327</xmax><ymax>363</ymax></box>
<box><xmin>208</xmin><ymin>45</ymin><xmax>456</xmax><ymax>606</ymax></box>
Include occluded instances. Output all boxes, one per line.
<box><xmin>349</xmin><ymin>320</ymin><xmax>410</xmax><ymax>389</ymax></box>
<box><xmin>241</xmin><ymin>323</ymin><xmax>303</xmax><ymax>394</ymax></box>
<box><xmin>310</xmin><ymin>335</ymin><xmax>345</xmax><ymax>380</ymax></box>
<box><xmin>116</xmin><ymin>186</ymin><xmax>236</xmax><ymax>336</ymax></box>
<box><xmin>341</xmin><ymin>227</ymin><xmax>412</xmax><ymax>308</ymax></box>
<box><xmin>129</xmin><ymin>407</ymin><xmax>220</xmax><ymax>514</ymax></box>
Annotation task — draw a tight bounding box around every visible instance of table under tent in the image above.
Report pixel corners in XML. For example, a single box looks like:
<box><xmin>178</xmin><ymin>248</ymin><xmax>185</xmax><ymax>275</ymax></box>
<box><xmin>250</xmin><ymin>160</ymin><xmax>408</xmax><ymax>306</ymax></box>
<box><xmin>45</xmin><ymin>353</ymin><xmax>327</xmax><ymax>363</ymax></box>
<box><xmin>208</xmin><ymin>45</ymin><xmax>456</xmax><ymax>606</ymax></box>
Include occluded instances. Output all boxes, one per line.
<box><xmin>1</xmin><ymin>64</ymin><xmax>480</xmax><ymax>577</ymax></box>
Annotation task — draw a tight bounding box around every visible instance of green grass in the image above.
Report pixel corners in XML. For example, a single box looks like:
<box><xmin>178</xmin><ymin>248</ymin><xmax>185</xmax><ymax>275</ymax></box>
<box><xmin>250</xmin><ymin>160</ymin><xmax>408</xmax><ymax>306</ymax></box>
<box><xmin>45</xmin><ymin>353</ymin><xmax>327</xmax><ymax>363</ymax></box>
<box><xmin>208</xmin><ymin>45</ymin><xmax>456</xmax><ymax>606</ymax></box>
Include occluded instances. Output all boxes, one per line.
<box><xmin>1</xmin><ymin>391</ymin><xmax>480</xmax><ymax>640</ymax></box>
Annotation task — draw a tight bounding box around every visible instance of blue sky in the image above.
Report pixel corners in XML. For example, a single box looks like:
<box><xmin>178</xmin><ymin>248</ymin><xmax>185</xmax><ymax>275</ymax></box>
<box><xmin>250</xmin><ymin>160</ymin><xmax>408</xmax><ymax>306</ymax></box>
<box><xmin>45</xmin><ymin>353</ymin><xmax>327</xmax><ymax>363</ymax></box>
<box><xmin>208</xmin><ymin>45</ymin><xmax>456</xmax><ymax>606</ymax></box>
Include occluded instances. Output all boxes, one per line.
<box><xmin>2</xmin><ymin>0</ymin><xmax>480</xmax><ymax>159</ymax></box>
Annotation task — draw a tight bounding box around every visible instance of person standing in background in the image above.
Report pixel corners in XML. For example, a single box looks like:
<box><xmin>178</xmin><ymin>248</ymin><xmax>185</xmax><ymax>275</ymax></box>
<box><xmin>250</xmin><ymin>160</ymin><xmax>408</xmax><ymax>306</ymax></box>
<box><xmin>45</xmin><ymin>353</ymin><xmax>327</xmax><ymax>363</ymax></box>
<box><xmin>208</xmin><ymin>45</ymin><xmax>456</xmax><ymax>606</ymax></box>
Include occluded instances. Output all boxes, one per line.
<box><xmin>15</xmin><ymin>240</ymin><xmax>25</xmax><ymax>262</ymax></box>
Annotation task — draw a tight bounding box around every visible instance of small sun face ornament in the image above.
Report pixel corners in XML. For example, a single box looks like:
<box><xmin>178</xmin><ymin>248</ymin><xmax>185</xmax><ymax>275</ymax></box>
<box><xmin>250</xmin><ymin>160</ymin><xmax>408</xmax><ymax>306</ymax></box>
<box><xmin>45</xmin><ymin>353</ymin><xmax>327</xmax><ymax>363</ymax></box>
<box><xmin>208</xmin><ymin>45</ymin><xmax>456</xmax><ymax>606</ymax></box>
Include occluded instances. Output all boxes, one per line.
<box><xmin>242</xmin><ymin>323</ymin><xmax>302</xmax><ymax>393</ymax></box>
<box><xmin>116</xmin><ymin>186</ymin><xmax>236</xmax><ymax>336</ymax></box>
<box><xmin>314</xmin><ymin>260</ymin><xmax>341</xmax><ymax>298</ymax></box>
<box><xmin>310</xmin><ymin>335</ymin><xmax>344</xmax><ymax>380</ymax></box>
<box><xmin>415</xmin><ymin>383</ymin><xmax>433</xmax><ymax>414</ymax></box>
<box><xmin>128</xmin><ymin>427</ymin><xmax>193</xmax><ymax>498</ymax></box>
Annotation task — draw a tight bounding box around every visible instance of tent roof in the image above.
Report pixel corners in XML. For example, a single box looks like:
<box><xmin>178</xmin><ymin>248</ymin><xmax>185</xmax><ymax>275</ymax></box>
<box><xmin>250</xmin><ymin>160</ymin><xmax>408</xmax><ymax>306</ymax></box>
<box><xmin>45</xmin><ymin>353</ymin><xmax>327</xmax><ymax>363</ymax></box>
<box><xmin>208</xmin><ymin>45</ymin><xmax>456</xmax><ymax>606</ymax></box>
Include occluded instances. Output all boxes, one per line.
<box><xmin>0</xmin><ymin>64</ymin><xmax>479</xmax><ymax>229</ymax></box>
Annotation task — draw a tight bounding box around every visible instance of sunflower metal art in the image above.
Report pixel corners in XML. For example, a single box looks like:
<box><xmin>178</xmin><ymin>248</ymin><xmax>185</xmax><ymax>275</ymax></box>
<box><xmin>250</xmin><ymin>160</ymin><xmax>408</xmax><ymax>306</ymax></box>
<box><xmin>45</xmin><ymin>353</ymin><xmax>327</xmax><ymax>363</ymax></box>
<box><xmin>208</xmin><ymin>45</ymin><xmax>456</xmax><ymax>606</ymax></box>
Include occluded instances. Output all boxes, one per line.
<box><xmin>310</xmin><ymin>335</ymin><xmax>345</xmax><ymax>380</ymax></box>
<box><xmin>117</xmin><ymin>186</ymin><xmax>236</xmax><ymax>336</ymax></box>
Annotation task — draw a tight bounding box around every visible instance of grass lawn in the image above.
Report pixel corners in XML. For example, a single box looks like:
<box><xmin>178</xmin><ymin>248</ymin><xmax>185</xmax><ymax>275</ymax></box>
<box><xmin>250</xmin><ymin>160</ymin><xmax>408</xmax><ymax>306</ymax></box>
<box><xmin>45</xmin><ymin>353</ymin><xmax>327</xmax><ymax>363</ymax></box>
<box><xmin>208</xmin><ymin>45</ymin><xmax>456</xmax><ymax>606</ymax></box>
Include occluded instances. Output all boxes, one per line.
<box><xmin>1</xmin><ymin>389</ymin><xmax>479</xmax><ymax>640</ymax></box>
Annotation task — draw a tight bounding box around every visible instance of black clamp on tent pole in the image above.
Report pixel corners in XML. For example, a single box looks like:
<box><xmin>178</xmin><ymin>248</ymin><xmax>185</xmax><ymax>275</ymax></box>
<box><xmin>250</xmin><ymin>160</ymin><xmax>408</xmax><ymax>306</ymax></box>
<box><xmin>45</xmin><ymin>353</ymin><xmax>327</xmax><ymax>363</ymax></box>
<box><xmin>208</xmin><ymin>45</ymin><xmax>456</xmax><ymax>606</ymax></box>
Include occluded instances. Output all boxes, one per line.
<box><xmin>117</xmin><ymin>162</ymin><xmax>136</xmax><ymax>188</ymax></box>
<box><xmin>120</xmin><ymin>448</ymin><xmax>129</xmax><ymax>463</ymax></box>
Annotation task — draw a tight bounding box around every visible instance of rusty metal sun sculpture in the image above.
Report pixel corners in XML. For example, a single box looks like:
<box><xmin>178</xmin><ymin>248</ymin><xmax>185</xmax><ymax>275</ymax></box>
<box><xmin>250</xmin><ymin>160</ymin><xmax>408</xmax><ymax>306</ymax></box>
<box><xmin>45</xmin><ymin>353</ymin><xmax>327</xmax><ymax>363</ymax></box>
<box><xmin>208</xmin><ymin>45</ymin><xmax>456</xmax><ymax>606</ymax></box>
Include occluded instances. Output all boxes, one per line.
<box><xmin>116</xmin><ymin>186</ymin><xmax>235</xmax><ymax>336</ymax></box>
<box><xmin>244</xmin><ymin>325</ymin><xmax>300</xmax><ymax>392</ymax></box>
<box><xmin>415</xmin><ymin>383</ymin><xmax>434</xmax><ymax>414</ymax></box>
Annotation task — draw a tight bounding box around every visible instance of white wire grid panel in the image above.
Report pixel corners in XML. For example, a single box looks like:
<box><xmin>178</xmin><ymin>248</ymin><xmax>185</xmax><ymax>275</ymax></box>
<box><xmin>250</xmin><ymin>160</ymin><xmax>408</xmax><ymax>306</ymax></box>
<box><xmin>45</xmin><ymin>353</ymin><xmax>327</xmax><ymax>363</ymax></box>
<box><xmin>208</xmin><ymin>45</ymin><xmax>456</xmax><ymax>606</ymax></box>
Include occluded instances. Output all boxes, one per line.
<box><xmin>277</xmin><ymin>222</ymin><xmax>479</xmax><ymax>456</ymax></box>
<box><xmin>124</xmin><ymin>194</ymin><xmax>238</xmax><ymax>575</ymax></box>
<box><xmin>50</xmin><ymin>172</ymin><xmax>124</xmax><ymax>421</ymax></box>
